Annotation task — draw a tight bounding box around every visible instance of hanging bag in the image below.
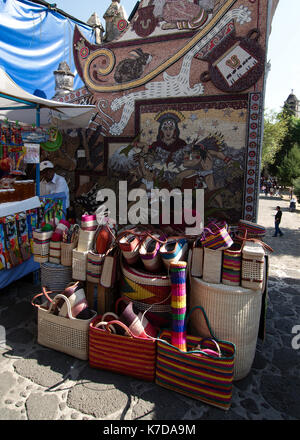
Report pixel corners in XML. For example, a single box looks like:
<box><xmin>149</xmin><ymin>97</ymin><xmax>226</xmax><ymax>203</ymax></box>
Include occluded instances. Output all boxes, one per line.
<box><xmin>200</xmin><ymin>222</ymin><xmax>233</xmax><ymax>251</ymax></box>
<box><xmin>222</xmin><ymin>242</ymin><xmax>242</xmax><ymax>286</ymax></box>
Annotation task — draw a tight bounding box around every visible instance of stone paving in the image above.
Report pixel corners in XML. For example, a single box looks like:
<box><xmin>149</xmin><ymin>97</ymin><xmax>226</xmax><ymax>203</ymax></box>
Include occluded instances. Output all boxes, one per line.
<box><xmin>0</xmin><ymin>194</ymin><xmax>299</xmax><ymax>421</ymax></box>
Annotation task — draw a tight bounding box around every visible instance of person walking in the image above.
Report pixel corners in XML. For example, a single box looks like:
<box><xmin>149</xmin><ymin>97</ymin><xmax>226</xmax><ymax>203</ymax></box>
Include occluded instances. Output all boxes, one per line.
<box><xmin>273</xmin><ymin>206</ymin><xmax>283</xmax><ymax>237</ymax></box>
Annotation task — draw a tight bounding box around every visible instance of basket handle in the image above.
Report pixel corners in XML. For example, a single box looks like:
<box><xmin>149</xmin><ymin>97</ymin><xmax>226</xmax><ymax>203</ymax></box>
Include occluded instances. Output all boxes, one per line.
<box><xmin>94</xmin><ymin>321</ymin><xmax>117</xmax><ymax>334</ymax></box>
<box><xmin>195</xmin><ymin>337</ymin><xmax>221</xmax><ymax>357</ymax></box>
<box><xmin>31</xmin><ymin>287</ymin><xmax>55</xmax><ymax>309</ymax></box>
<box><xmin>48</xmin><ymin>294</ymin><xmax>75</xmax><ymax>319</ymax></box>
<box><xmin>185</xmin><ymin>306</ymin><xmax>217</xmax><ymax>340</ymax></box>
<box><xmin>95</xmin><ymin>319</ymin><xmax>134</xmax><ymax>338</ymax></box>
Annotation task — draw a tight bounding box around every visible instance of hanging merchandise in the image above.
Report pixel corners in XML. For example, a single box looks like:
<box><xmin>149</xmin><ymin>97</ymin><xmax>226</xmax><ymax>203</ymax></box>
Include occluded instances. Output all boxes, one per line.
<box><xmin>2</xmin><ymin>215</ymin><xmax>22</xmax><ymax>267</ymax></box>
<box><xmin>170</xmin><ymin>261</ymin><xmax>187</xmax><ymax>352</ymax></box>
<box><xmin>40</xmin><ymin>128</ymin><xmax>62</xmax><ymax>152</ymax></box>
<box><xmin>21</xmin><ymin>126</ymin><xmax>49</xmax><ymax>144</ymax></box>
<box><xmin>15</xmin><ymin>212</ymin><xmax>31</xmax><ymax>262</ymax></box>
<box><xmin>0</xmin><ymin>222</ymin><xmax>7</xmax><ymax>271</ymax></box>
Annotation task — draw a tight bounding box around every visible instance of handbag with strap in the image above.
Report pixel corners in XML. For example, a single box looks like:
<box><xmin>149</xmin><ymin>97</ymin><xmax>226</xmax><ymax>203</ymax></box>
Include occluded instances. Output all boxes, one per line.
<box><xmin>200</xmin><ymin>221</ymin><xmax>233</xmax><ymax>251</ymax></box>
<box><xmin>155</xmin><ymin>306</ymin><xmax>236</xmax><ymax>410</ymax></box>
<box><xmin>89</xmin><ymin>316</ymin><xmax>156</xmax><ymax>381</ymax></box>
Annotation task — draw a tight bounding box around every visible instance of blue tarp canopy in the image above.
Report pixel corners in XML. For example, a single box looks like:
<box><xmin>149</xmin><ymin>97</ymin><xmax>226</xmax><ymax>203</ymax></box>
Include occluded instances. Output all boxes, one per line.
<box><xmin>0</xmin><ymin>0</ymin><xmax>96</xmax><ymax>99</ymax></box>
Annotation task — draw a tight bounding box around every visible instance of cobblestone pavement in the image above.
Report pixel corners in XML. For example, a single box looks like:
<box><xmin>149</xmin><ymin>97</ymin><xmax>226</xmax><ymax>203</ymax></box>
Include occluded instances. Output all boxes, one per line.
<box><xmin>0</xmin><ymin>194</ymin><xmax>299</xmax><ymax>422</ymax></box>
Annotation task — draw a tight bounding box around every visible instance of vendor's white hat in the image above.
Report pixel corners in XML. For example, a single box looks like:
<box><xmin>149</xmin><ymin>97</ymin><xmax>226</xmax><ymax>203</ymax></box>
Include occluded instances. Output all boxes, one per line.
<box><xmin>40</xmin><ymin>161</ymin><xmax>54</xmax><ymax>172</ymax></box>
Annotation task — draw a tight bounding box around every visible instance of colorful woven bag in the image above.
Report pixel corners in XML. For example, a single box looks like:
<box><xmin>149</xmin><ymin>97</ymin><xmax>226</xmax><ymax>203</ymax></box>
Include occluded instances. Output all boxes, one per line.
<box><xmin>155</xmin><ymin>306</ymin><xmax>236</xmax><ymax>410</ymax></box>
<box><xmin>201</xmin><ymin>222</ymin><xmax>233</xmax><ymax>251</ymax></box>
<box><xmin>89</xmin><ymin>316</ymin><xmax>156</xmax><ymax>381</ymax></box>
<box><xmin>222</xmin><ymin>243</ymin><xmax>242</xmax><ymax>286</ymax></box>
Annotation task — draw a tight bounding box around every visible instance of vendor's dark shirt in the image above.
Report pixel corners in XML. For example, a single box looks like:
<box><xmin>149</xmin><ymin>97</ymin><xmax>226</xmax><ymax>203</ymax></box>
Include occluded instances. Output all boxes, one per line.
<box><xmin>275</xmin><ymin>210</ymin><xmax>282</xmax><ymax>223</ymax></box>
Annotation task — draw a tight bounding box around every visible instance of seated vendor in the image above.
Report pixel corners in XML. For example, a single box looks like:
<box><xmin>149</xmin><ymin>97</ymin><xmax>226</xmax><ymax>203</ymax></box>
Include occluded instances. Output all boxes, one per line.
<box><xmin>40</xmin><ymin>161</ymin><xmax>70</xmax><ymax>210</ymax></box>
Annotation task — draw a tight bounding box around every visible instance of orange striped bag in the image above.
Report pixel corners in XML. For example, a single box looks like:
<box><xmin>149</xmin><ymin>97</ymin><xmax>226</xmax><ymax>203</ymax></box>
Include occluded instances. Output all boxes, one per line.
<box><xmin>89</xmin><ymin>316</ymin><xmax>156</xmax><ymax>382</ymax></box>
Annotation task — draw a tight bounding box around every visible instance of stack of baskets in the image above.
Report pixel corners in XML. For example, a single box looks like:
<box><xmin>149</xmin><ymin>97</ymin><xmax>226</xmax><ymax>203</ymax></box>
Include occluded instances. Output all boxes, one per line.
<box><xmin>40</xmin><ymin>262</ymin><xmax>73</xmax><ymax>292</ymax></box>
<box><xmin>33</xmin><ymin>229</ymin><xmax>53</xmax><ymax>263</ymax></box>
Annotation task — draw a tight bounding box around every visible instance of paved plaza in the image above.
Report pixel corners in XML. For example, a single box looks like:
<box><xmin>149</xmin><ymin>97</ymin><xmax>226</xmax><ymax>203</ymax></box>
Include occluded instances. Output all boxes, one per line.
<box><xmin>0</xmin><ymin>194</ymin><xmax>299</xmax><ymax>422</ymax></box>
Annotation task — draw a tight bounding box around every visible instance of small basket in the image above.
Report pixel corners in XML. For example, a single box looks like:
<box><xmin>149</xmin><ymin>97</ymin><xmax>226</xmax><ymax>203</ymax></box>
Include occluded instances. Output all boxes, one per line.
<box><xmin>49</xmin><ymin>240</ymin><xmax>61</xmax><ymax>264</ymax></box>
<box><xmin>72</xmin><ymin>249</ymin><xmax>88</xmax><ymax>281</ymax></box>
<box><xmin>33</xmin><ymin>230</ymin><xmax>53</xmax><ymax>263</ymax></box>
<box><xmin>77</xmin><ymin>229</ymin><xmax>96</xmax><ymax>252</ymax></box>
<box><xmin>87</xmin><ymin>251</ymin><xmax>105</xmax><ymax>283</ymax></box>
<box><xmin>61</xmin><ymin>241</ymin><xmax>78</xmax><ymax>267</ymax></box>
<box><xmin>241</xmin><ymin>241</ymin><xmax>265</xmax><ymax>290</ymax></box>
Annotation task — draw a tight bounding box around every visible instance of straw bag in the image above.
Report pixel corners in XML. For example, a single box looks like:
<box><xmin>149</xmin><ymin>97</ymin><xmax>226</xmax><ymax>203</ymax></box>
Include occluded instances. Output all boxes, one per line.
<box><xmin>191</xmin><ymin>237</ymin><xmax>203</xmax><ymax>278</ymax></box>
<box><xmin>49</xmin><ymin>240</ymin><xmax>61</xmax><ymax>264</ymax></box>
<box><xmin>237</xmin><ymin>220</ymin><xmax>266</xmax><ymax>240</ymax></box>
<box><xmin>72</xmin><ymin>249</ymin><xmax>88</xmax><ymax>281</ymax></box>
<box><xmin>32</xmin><ymin>292</ymin><xmax>97</xmax><ymax>360</ymax></box>
<box><xmin>40</xmin><ymin>262</ymin><xmax>73</xmax><ymax>292</ymax></box>
<box><xmin>120</xmin><ymin>258</ymin><xmax>172</xmax><ymax>327</ymax></box>
<box><xmin>156</xmin><ymin>306</ymin><xmax>235</xmax><ymax>410</ymax></box>
<box><xmin>222</xmin><ymin>243</ymin><xmax>242</xmax><ymax>286</ymax></box>
<box><xmin>77</xmin><ymin>229</ymin><xmax>96</xmax><ymax>252</ymax></box>
<box><xmin>241</xmin><ymin>240</ymin><xmax>265</xmax><ymax>290</ymax></box>
<box><xmin>190</xmin><ymin>276</ymin><xmax>262</xmax><ymax>380</ymax></box>
<box><xmin>33</xmin><ymin>229</ymin><xmax>52</xmax><ymax>263</ymax></box>
<box><xmin>201</xmin><ymin>222</ymin><xmax>233</xmax><ymax>251</ymax></box>
<box><xmin>202</xmin><ymin>247</ymin><xmax>222</xmax><ymax>284</ymax></box>
<box><xmin>89</xmin><ymin>316</ymin><xmax>156</xmax><ymax>381</ymax></box>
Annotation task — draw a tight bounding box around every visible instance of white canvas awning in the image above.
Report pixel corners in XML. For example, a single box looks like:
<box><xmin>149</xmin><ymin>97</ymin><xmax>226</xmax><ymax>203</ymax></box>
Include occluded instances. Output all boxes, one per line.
<box><xmin>0</xmin><ymin>68</ymin><xmax>95</xmax><ymax>128</ymax></box>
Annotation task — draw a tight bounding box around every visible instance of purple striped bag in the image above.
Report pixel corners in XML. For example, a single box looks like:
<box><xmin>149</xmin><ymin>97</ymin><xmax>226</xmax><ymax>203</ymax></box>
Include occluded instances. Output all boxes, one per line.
<box><xmin>222</xmin><ymin>243</ymin><xmax>242</xmax><ymax>286</ymax></box>
<box><xmin>201</xmin><ymin>222</ymin><xmax>233</xmax><ymax>251</ymax></box>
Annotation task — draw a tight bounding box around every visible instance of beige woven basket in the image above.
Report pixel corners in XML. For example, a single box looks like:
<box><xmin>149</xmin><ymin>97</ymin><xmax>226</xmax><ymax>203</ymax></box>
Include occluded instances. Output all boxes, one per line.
<box><xmin>72</xmin><ymin>249</ymin><xmax>88</xmax><ymax>281</ymax></box>
<box><xmin>77</xmin><ymin>230</ymin><xmax>96</xmax><ymax>252</ymax></box>
<box><xmin>61</xmin><ymin>241</ymin><xmax>78</xmax><ymax>267</ymax></box>
<box><xmin>202</xmin><ymin>248</ymin><xmax>222</xmax><ymax>284</ymax></box>
<box><xmin>33</xmin><ymin>230</ymin><xmax>53</xmax><ymax>263</ymax></box>
<box><xmin>37</xmin><ymin>294</ymin><xmax>96</xmax><ymax>360</ymax></box>
<box><xmin>190</xmin><ymin>276</ymin><xmax>263</xmax><ymax>380</ymax></box>
<box><xmin>241</xmin><ymin>241</ymin><xmax>265</xmax><ymax>290</ymax></box>
<box><xmin>191</xmin><ymin>245</ymin><xmax>203</xmax><ymax>278</ymax></box>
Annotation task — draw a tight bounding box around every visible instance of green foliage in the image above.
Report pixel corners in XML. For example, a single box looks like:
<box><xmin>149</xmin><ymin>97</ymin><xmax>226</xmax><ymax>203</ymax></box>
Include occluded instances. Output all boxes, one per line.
<box><xmin>277</xmin><ymin>144</ymin><xmax>300</xmax><ymax>186</ymax></box>
<box><xmin>262</xmin><ymin>110</ymin><xmax>288</xmax><ymax>170</ymax></box>
<box><xmin>293</xmin><ymin>176</ymin><xmax>300</xmax><ymax>202</ymax></box>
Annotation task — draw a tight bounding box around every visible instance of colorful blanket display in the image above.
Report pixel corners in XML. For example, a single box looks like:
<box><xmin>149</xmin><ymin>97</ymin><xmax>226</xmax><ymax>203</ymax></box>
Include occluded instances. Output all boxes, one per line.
<box><xmin>31</xmin><ymin>213</ymin><xmax>273</xmax><ymax>411</ymax></box>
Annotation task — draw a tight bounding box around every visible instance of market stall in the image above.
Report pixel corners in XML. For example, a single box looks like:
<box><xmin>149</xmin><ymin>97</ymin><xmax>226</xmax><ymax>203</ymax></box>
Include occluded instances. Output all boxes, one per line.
<box><xmin>0</xmin><ymin>68</ymin><xmax>95</xmax><ymax>289</ymax></box>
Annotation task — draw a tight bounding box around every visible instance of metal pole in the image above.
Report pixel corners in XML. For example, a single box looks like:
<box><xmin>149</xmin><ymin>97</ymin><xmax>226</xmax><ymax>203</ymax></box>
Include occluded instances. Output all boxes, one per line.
<box><xmin>36</xmin><ymin>106</ymin><xmax>40</xmax><ymax>197</ymax></box>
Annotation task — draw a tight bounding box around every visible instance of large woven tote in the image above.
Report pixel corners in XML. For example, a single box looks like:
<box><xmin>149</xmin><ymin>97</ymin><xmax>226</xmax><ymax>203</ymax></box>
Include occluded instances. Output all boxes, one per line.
<box><xmin>89</xmin><ymin>316</ymin><xmax>156</xmax><ymax>382</ymax></box>
<box><xmin>190</xmin><ymin>276</ymin><xmax>262</xmax><ymax>380</ymax></box>
<box><xmin>156</xmin><ymin>306</ymin><xmax>235</xmax><ymax>411</ymax></box>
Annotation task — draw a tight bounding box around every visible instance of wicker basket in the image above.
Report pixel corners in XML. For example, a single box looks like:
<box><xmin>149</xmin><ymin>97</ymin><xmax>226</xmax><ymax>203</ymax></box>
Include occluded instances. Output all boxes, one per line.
<box><xmin>33</xmin><ymin>230</ymin><xmax>53</xmax><ymax>263</ymax></box>
<box><xmin>120</xmin><ymin>258</ymin><xmax>172</xmax><ymax>327</ymax></box>
<box><xmin>49</xmin><ymin>241</ymin><xmax>61</xmax><ymax>265</ymax></box>
<box><xmin>40</xmin><ymin>262</ymin><xmax>73</xmax><ymax>292</ymax></box>
<box><xmin>61</xmin><ymin>241</ymin><xmax>78</xmax><ymax>267</ymax></box>
<box><xmin>77</xmin><ymin>229</ymin><xmax>96</xmax><ymax>252</ymax></box>
<box><xmin>202</xmin><ymin>248</ymin><xmax>222</xmax><ymax>284</ymax></box>
<box><xmin>86</xmin><ymin>251</ymin><xmax>105</xmax><ymax>283</ymax></box>
<box><xmin>241</xmin><ymin>241</ymin><xmax>265</xmax><ymax>290</ymax></box>
<box><xmin>190</xmin><ymin>276</ymin><xmax>263</xmax><ymax>380</ymax></box>
<box><xmin>72</xmin><ymin>249</ymin><xmax>88</xmax><ymax>281</ymax></box>
<box><xmin>36</xmin><ymin>294</ymin><xmax>97</xmax><ymax>360</ymax></box>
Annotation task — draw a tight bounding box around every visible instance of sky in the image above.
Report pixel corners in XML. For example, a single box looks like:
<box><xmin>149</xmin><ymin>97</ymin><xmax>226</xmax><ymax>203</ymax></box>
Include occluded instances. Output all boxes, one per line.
<box><xmin>54</xmin><ymin>0</ymin><xmax>300</xmax><ymax>114</ymax></box>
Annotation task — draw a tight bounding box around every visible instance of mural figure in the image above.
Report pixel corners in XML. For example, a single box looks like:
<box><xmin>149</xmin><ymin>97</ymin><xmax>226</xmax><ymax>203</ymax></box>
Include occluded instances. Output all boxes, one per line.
<box><xmin>161</xmin><ymin>0</ymin><xmax>210</xmax><ymax>30</ymax></box>
<box><xmin>114</xmin><ymin>48</ymin><xmax>152</xmax><ymax>84</ymax></box>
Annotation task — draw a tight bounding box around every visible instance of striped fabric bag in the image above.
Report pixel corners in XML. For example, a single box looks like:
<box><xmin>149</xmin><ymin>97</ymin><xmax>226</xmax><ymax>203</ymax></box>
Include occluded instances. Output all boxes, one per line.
<box><xmin>201</xmin><ymin>222</ymin><xmax>233</xmax><ymax>251</ymax></box>
<box><xmin>156</xmin><ymin>306</ymin><xmax>236</xmax><ymax>410</ymax></box>
<box><xmin>222</xmin><ymin>243</ymin><xmax>242</xmax><ymax>286</ymax></box>
<box><xmin>89</xmin><ymin>316</ymin><xmax>156</xmax><ymax>382</ymax></box>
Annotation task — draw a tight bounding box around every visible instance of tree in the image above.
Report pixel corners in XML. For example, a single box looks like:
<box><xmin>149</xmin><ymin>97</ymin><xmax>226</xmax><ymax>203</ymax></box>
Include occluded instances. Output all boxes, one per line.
<box><xmin>262</xmin><ymin>110</ymin><xmax>288</xmax><ymax>171</ymax></box>
<box><xmin>277</xmin><ymin>144</ymin><xmax>300</xmax><ymax>186</ymax></box>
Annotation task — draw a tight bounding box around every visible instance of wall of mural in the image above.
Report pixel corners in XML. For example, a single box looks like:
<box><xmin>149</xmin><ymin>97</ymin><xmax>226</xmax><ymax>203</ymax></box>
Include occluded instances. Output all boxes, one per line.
<box><xmin>49</xmin><ymin>0</ymin><xmax>277</xmax><ymax>225</ymax></box>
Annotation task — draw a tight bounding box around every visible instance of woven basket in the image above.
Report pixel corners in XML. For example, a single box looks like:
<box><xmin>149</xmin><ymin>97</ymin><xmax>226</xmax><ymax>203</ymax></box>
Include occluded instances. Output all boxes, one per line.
<box><xmin>222</xmin><ymin>243</ymin><xmax>242</xmax><ymax>286</ymax></box>
<box><xmin>202</xmin><ymin>248</ymin><xmax>222</xmax><ymax>284</ymax></box>
<box><xmin>120</xmin><ymin>258</ymin><xmax>172</xmax><ymax>327</ymax></box>
<box><xmin>49</xmin><ymin>240</ymin><xmax>61</xmax><ymax>264</ymax></box>
<box><xmin>33</xmin><ymin>230</ymin><xmax>53</xmax><ymax>263</ymax></box>
<box><xmin>87</xmin><ymin>251</ymin><xmax>105</xmax><ymax>283</ymax></box>
<box><xmin>61</xmin><ymin>241</ymin><xmax>78</xmax><ymax>267</ymax></box>
<box><xmin>40</xmin><ymin>262</ymin><xmax>73</xmax><ymax>292</ymax></box>
<box><xmin>241</xmin><ymin>241</ymin><xmax>265</xmax><ymax>290</ymax></box>
<box><xmin>77</xmin><ymin>230</ymin><xmax>96</xmax><ymax>252</ymax></box>
<box><xmin>72</xmin><ymin>249</ymin><xmax>88</xmax><ymax>281</ymax></box>
<box><xmin>190</xmin><ymin>276</ymin><xmax>263</xmax><ymax>380</ymax></box>
<box><xmin>37</xmin><ymin>295</ymin><xmax>96</xmax><ymax>360</ymax></box>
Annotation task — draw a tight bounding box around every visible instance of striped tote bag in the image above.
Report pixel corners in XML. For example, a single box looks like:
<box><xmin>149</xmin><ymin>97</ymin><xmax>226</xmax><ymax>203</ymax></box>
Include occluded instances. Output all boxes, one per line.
<box><xmin>156</xmin><ymin>306</ymin><xmax>236</xmax><ymax>410</ymax></box>
<box><xmin>89</xmin><ymin>316</ymin><xmax>156</xmax><ymax>382</ymax></box>
<box><xmin>222</xmin><ymin>243</ymin><xmax>242</xmax><ymax>286</ymax></box>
